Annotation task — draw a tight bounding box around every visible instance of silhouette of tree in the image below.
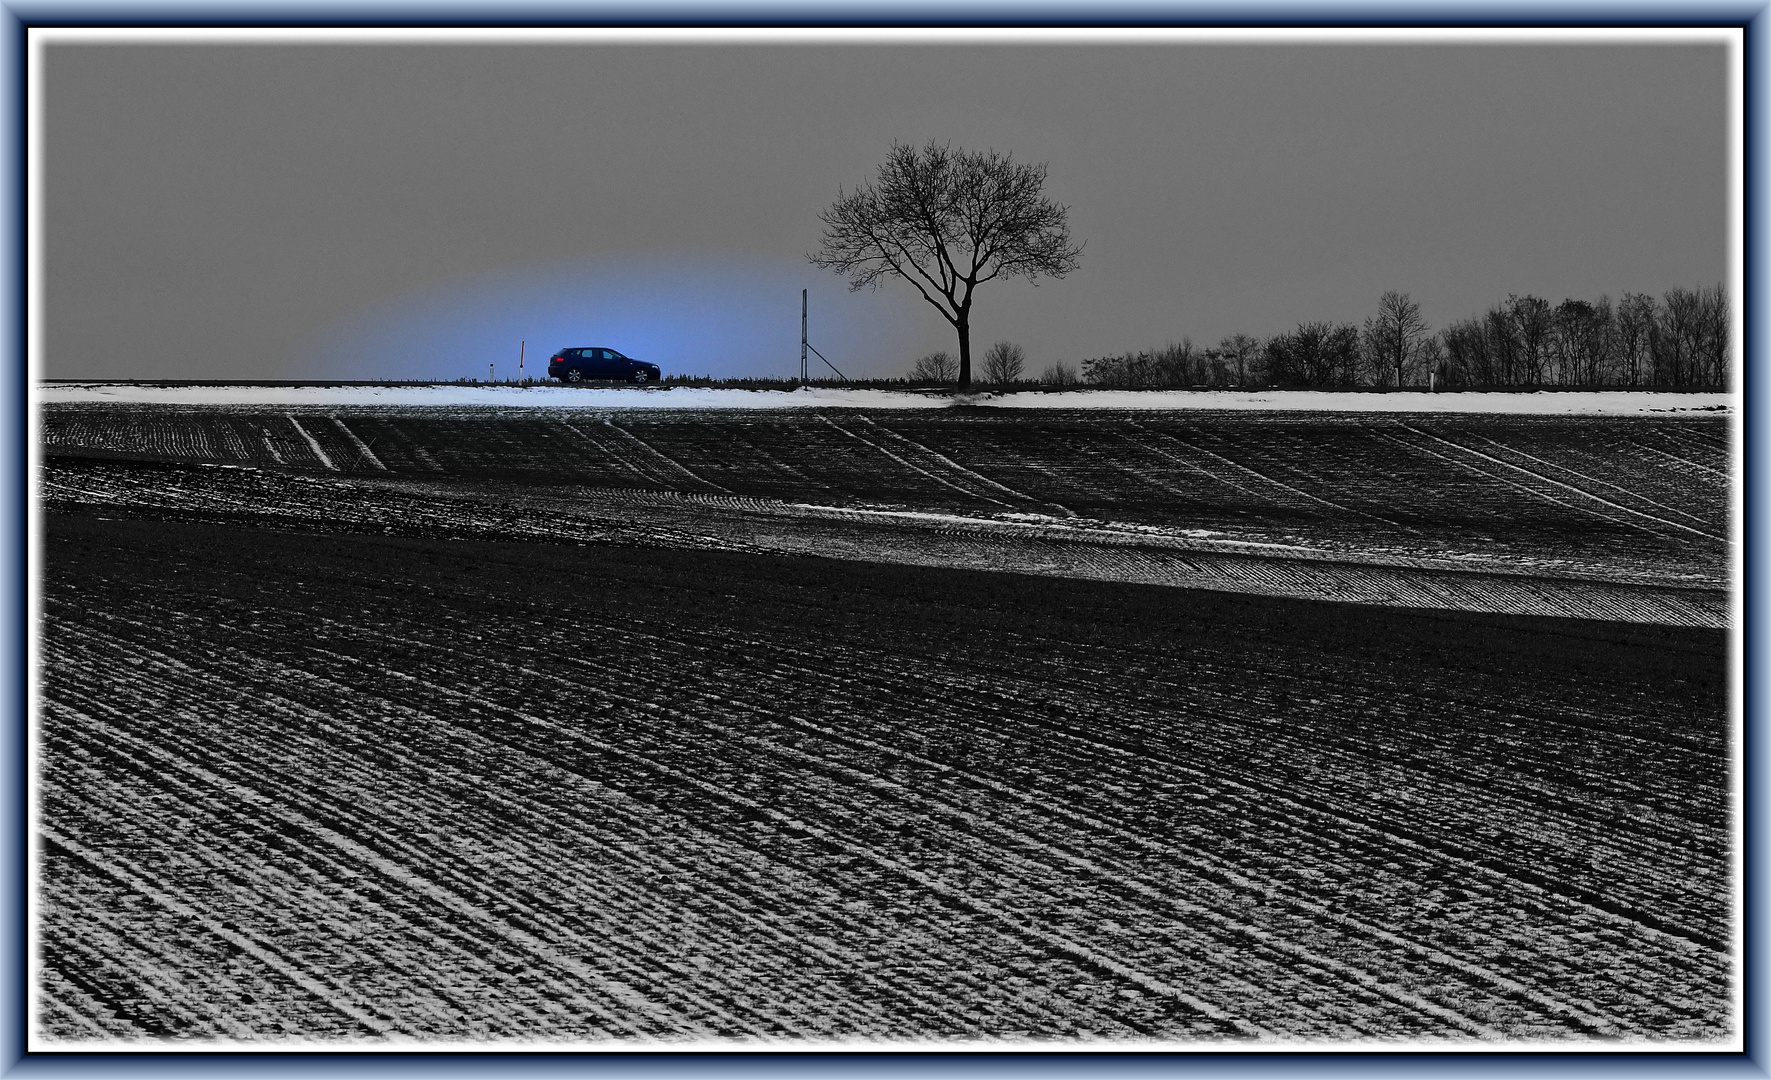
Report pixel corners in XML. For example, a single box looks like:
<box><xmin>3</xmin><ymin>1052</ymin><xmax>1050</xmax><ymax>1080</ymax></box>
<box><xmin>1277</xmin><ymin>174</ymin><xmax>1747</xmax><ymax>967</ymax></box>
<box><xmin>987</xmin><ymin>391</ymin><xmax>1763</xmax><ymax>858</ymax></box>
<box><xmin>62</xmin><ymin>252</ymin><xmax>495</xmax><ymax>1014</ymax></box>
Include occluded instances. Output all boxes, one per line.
<box><xmin>1361</xmin><ymin>291</ymin><xmax>1430</xmax><ymax>388</ymax></box>
<box><xmin>909</xmin><ymin>350</ymin><xmax>957</xmax><ymax>383</ymax></box>
<box><xmin>811</xmin><ymin>141</ymin><xmax>1082</xmax><ymax>389</ymax></box>
<box><xmin>1216</xmin><ymin>333</ymin><xmax>1262</xmax><ymax>385</ymax></box>
<box><xmin>1266</xmin><ymin>323</ymin><xmax>1361</xmax><ymax>386</ymax></box>
<box><xmin>1552</xmin><ymin>297</ymin><xmax>1611</xmax><ymax>387</ymax></box>
<box><xmin>981</xmin><ymin>341</ymin><xmax>1026</xmax><ymax>385</ymax></box>
<box><xmin>1507</xmin><ymin>295</ymin><xmax>1554</xmax><ymax>385</ymax></box>
<box><xmin>1614</xmin><ymin>293</ymin><xmax>1658</xmax><ymax>387</ymax></box>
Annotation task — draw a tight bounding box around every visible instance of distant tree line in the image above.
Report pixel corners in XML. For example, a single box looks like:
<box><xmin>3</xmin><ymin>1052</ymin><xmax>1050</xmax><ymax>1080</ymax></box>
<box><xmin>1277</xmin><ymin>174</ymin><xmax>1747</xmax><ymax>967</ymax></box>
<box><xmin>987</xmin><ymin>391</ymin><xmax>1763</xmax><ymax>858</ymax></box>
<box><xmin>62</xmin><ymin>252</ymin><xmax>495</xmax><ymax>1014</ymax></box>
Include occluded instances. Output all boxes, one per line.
<box><xmin>1436</xmin><ymin>286</ymin><xmax>1728</xmax><ymax>389</ymax></box>
<box><xmin>950</xmin><ymin>284</ymin><xmax>1729</xmax><ymax>391</ymax></box>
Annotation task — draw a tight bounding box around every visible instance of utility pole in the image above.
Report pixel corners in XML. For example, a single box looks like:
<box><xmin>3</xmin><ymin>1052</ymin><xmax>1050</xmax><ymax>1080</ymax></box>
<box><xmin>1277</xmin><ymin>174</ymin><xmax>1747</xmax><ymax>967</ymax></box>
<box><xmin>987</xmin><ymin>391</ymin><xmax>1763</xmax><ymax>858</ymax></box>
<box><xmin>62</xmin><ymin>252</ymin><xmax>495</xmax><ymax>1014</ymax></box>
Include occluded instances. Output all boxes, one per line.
<box><xmin>519</xmin><ymin>340</ymin><xmax>525</xmax><ymax>381</ymax></box>
<box><xmin>490</xmin><ymin>362</ymin><xmax>495</xmax><ymax>385</ymax></box>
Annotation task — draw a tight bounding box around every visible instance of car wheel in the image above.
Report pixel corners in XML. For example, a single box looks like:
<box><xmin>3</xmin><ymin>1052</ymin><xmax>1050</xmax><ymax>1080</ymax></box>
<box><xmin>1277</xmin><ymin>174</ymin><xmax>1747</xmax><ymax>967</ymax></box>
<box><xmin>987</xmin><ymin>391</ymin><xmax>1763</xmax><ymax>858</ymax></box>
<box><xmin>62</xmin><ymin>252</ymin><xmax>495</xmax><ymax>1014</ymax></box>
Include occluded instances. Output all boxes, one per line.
<box><xmin>632</xmin><ymin>369</ymin><xmax>652</xmax><ymax>385</ymax></box>
<box><xmin>565</xmin><ymin>368</ymin><xmax>584</xmax><ymax>384</ymax></box>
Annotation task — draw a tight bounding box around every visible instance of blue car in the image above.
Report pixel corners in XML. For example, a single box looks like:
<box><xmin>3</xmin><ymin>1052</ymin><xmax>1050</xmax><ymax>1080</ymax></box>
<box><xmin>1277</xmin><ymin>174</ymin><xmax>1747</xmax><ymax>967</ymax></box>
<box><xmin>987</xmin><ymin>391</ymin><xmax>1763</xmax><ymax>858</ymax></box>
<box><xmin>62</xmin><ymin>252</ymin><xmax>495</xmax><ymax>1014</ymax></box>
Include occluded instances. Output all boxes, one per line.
<box><xmin>549</xmin><ymin>347</ymin><xmax>661</xmax><ymax>385</ymax></box>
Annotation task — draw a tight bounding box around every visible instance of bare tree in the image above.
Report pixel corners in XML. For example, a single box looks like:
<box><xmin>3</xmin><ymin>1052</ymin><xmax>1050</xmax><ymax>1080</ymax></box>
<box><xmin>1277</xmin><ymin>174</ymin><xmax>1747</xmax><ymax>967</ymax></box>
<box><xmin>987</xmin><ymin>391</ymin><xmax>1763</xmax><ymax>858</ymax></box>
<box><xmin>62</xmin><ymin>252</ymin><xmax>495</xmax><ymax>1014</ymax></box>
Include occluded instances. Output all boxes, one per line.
<box><xmin>1613</xmin><ymin>293</ymin><xmax>1657</xmax><ymax>387</ymax></box>
<box><xmin>981</xmin><ymin>341</ymin><xmax>1026</xmax><ymax>385</ymax></box>
<box><xmin>811</xmin><ymin>141</ymin><xmax>1083</xmax><ymax>389</ymax></box>
<box><xmin>1216</xmin><ymin>333</ymin><xmax>1262</xmax><ymax>385</ymax></box>
<box><xmin>909</xmin><ymin>350</ymin><xmax>957</xmax><ymax>383</ymax></box>
<box><xmin>1266</xmin><ymin>323</ymin><xmax>1362</xmax><ymax>387</ymax></box>
<box><xmin>1361</xmin><ymin>291</ymin><xmax>1430</xmax><ymax>388</ymax></box>
<box><xmin>1507</xmin><ymin>294</ymin><xmax>1554</xmax><ymax>385</ymax></box>
<box><xmin>1658</xmin><ymin>287</ymin><xmax>1708</xmax><ymax>387</ymax></box>
<box><xmin>1440</xmin><ymin>318</ymin><xmax>1489</xmax><ymax>387</ymax></box>
<box><xmin>1202</xmin><ymin>347</ymin><xmax>1227</xmax><ymax>386</ymax></box>
<box><xmin>1484</xmin><ymin>305</ymin><xmax>1519</xmax><ymax>385</ymax></box>
<box><xmin>1438</xmin><ymin>284</ymin><xmax>1720</xmax><ymax>389</ymax></box>
<box><xmin>1697</xmin><ymin>283</ymin><xmax>1730</xmax><ymax>387</ymax></box>
<box><xmin>1551</xmin><ymin>298</ymin><xmax>1612</xmax><ymax>387</ymax></box>
<box><xmin>1416</xmin><ymin>335</ymin><xmax>1445</xmax><ymax>388</ymax></box>
<box><xmin>1155</xmin><ymin>340</ymin><xmax>1201</xmax><ymax>386</ymax></box>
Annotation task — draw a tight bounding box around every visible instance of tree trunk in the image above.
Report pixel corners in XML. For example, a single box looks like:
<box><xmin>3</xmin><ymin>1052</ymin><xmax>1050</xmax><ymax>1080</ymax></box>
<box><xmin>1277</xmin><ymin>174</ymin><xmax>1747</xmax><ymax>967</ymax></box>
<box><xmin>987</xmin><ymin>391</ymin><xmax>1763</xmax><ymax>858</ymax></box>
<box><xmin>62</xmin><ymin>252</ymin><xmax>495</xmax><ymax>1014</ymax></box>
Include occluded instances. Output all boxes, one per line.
<box><xmin>956</xmin><ymin>317</ymin><xmax>973</xmax><ymax>389</ymax></box>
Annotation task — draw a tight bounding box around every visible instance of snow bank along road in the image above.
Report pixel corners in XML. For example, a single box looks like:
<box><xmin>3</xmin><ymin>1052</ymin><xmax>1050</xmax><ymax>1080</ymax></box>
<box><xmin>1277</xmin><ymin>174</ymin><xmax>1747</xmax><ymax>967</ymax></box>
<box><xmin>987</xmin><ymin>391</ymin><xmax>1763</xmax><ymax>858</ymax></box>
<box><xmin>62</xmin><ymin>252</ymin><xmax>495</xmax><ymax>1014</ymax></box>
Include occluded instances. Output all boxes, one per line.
<box><xmin>38</xmin><ymin>381</ymin><xmax>1736</xmax><ymax>415</ymax></box>
<box><xmin>36</xmin><ymin>403</ymin><xmax>1733</xmax><ymax>1044</ymax></box>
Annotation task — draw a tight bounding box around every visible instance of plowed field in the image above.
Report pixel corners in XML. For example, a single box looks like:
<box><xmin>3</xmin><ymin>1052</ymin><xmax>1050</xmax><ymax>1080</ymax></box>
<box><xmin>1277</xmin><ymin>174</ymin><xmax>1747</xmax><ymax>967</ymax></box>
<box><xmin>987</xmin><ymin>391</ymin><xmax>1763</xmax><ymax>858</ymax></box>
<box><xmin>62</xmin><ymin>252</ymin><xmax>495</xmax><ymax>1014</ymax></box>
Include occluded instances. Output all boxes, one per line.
<box><xmin>40</xmin><ymin>406</ymin><xmax>1732</xmax><ymax>625</ymax></box>
<box><xmin>35</xmin><ymin>403</ymin><xmax>1734</xmax><ymax>1045</ymax></box>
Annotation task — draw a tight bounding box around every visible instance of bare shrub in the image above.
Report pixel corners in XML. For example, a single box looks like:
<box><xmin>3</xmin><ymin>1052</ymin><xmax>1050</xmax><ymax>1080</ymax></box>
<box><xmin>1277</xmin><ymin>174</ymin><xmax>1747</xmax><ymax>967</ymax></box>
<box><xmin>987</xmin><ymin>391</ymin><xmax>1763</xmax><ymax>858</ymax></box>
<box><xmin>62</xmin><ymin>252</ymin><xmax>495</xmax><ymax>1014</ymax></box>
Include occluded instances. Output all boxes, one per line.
<box><xmin>1040</xmin><ymin>360</ymin><xmax>1078</xmax><ymax>387</ymax></box>
<box><xmin>981</xmin><ymin>341</ymin><xmax>1026</xmax><ymax>385</ymax></box>
<box><xmin>909</xmin><ymin>350</ymin><xmax>957</xmax><ymax>383</ymax></box>
<box><xmin>1079</xmin><ymin>341</ymin><xmax>1202</xmax><ymax>388</ymax></box>
<box><xmin>1080</xmin><ymin>352</ymin><xmax>1145</xmax><ymax>387</ymax></box>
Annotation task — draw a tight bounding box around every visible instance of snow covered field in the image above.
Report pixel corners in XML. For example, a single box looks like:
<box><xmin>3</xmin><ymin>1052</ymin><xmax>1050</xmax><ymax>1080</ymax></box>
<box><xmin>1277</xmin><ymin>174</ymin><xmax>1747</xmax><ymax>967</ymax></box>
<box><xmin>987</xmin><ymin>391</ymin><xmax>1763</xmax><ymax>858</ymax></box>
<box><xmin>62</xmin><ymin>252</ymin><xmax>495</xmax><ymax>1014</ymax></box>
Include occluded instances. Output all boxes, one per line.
<box><xmin>37</xmin><ymin>382</ymin><xmax>1738</xmax><ymax>415</ymax></box>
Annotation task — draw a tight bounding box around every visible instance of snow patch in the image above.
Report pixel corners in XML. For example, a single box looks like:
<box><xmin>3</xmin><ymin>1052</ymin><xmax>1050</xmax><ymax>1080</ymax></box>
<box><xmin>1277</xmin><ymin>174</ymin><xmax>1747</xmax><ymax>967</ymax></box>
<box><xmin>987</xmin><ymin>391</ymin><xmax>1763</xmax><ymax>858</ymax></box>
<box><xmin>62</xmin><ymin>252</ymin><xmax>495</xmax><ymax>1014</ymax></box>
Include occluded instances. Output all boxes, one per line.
<box><xmin>980</xmin><ymin>389</ymin><xmax>1737</xmax><ymax>416</ymax></box>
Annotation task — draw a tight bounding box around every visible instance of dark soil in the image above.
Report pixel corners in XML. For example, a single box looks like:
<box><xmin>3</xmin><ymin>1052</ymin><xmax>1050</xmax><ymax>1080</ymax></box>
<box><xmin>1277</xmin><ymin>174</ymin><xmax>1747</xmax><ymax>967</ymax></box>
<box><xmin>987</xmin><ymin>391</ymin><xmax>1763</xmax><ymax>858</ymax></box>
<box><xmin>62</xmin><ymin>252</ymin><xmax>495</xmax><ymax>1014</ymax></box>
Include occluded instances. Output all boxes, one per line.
<box><xmin>36</xmin><ymin>511</ymin><xmax>1731</xmax><ymax>1042</ymax></box>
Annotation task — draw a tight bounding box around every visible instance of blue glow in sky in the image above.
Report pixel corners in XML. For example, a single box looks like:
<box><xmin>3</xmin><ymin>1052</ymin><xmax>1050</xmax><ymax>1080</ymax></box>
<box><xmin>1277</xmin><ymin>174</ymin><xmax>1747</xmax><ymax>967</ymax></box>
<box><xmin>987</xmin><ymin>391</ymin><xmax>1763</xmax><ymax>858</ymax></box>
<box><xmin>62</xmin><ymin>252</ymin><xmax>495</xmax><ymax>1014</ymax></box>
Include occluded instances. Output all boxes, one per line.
<box><xmin>290</xmin><ymin>252</ymin><xmax>931</xmax><ymax>382</ymax></box>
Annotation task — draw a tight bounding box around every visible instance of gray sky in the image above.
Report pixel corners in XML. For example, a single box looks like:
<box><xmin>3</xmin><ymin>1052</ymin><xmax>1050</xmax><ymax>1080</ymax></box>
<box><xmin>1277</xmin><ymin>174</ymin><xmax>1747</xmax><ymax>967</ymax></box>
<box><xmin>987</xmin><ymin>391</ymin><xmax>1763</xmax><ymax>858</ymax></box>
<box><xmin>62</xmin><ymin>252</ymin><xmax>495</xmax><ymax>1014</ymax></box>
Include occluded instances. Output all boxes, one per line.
<box><xmin>40</xmin><ymin>35</ymin><xmax>1732</xmax><ymax>381</ymax></box>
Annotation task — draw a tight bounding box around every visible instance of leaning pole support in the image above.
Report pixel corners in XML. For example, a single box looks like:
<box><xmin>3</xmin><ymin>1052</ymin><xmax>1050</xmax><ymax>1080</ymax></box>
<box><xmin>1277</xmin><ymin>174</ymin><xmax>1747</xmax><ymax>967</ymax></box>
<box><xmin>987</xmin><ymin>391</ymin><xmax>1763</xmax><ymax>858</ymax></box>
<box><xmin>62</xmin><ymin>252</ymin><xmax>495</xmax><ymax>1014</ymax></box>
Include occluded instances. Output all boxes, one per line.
<box><xmin>799</xmin><ymin>289</ymin><xmax>848</xmax><ymax>383</ymax></box>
